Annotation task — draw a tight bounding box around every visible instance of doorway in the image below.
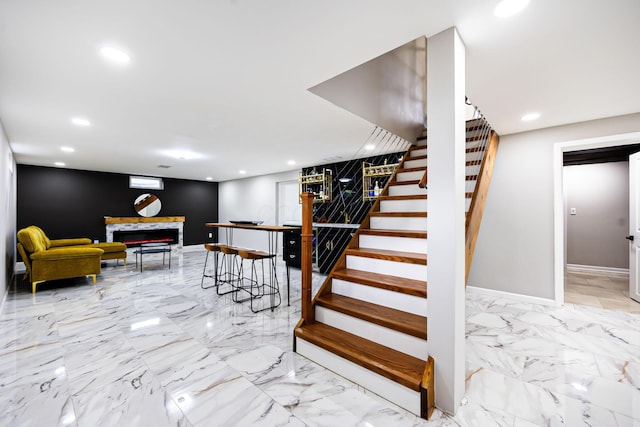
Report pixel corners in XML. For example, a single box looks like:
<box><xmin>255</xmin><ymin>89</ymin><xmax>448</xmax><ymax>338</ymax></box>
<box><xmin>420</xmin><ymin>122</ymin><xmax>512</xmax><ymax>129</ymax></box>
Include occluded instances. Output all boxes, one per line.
<box><xmin>553</xmin><ymin>132</ymin><xmax>640</xmax><ymax>314</ymax></box>
<box><xmin>276</xmin><ymin>180</ymin><xmax>301</xmax><ymax>226</ymax></box>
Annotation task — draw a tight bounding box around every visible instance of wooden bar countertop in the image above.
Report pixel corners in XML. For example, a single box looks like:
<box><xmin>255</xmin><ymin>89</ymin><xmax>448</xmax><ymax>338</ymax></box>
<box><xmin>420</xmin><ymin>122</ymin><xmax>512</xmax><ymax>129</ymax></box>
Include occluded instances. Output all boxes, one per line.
<box><xmin>205</xmin><ymin>222</ymin><xmax>300</xmax><ymax>232</ymax></box>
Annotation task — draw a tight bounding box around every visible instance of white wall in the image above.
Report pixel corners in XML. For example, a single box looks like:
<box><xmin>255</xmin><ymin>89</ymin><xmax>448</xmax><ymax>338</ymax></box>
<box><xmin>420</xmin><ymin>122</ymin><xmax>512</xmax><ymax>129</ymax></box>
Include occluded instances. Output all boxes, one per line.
<box><xmin>565</xmin><ymin>162</ymin><xmax>629</xmax><ymax>270</ymax></box>
<box><xmin>469</xmin><ymin>113</ymin><xmax>640</xmax><ymax>299</ymax></box>
<box><xmin>218</xmin><ymin>170</ymin><xmax>298</xmax><ymax>252</ymax></box>
<box><xmin>1</xmin><ymin>119</ymin><xmax>17</xmax><ymax>307</ymax></box>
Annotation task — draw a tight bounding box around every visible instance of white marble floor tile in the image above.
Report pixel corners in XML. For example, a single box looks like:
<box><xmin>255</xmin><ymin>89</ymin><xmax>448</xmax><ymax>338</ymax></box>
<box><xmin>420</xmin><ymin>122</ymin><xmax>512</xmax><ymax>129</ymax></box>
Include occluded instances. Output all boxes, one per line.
<box><xmin>72</xmin><ymin>366</ymin><xmax>191</xmax><ymax>427</ymax></box>
<box><xmin>169</xmin><ymin>373</ymin><xmax>303</xmax><ymax>427</ymax></box>
<box><xmin>4</xmin><ymin>251</ymin><xmax>640</xmax><ymax>426</ymax></box>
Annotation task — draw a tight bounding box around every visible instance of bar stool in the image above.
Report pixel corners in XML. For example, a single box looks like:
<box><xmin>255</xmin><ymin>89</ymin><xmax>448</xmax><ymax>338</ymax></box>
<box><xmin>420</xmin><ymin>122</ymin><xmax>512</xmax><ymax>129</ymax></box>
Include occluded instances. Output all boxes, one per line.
<box><xmin>233</xmin><ymin>249</ymin><xmax>281</xmax><ymax>313</ymax></box>
<box><xmin>216</xmin><ymin>245</ymin><xmax>241</xmax><ymax>296</ymax></box>
<box><xmin>201</xmin><ymin>243</ymin><xmax>221</xmax><ymax>289</ymax></box>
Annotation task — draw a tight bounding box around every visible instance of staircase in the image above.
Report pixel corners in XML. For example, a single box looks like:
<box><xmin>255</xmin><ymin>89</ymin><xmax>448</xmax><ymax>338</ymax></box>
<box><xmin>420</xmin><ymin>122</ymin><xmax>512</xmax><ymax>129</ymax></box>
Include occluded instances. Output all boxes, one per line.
<box><xmin>294</xmin><ymin>118</ymin><xmax>498</xmax><ymax>419</ymax></box>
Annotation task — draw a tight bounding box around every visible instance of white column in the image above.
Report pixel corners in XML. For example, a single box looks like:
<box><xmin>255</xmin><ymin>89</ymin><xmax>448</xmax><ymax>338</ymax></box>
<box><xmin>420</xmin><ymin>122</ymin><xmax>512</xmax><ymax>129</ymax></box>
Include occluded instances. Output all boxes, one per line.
<box><xmin>426</xmin><ymin>27</ymin><xmax>466</xmax><ymax>415</ymax></box>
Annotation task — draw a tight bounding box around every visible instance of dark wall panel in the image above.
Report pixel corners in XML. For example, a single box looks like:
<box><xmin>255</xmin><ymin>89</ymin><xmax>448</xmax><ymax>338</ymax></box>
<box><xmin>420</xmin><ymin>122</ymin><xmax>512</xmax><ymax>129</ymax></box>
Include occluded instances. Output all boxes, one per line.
<box><xmin>17</xmin><ymin>165</ymin><xmax>218</xmax><ymax>245</ymax></box>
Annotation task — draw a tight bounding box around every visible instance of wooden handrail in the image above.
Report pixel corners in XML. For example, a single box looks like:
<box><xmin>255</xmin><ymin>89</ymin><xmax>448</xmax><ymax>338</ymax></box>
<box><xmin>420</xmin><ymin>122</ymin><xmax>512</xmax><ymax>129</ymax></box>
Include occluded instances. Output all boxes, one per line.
<box><xmin>465</xmin><ymin>130</ymin><xmax>499</xmax><ymax>283</ymax></box>
<box><xmin>300</xmin><ymin>192</ymin><xmax>315</xmax><ymax>324</ymax></box>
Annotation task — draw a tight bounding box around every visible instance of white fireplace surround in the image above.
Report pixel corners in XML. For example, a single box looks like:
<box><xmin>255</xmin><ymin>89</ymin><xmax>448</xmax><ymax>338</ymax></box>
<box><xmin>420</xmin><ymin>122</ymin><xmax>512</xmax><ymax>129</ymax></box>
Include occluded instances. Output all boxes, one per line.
<box><xmin>105</xmin><ymin>217</ymin><xmax>184</xmax><ymax>249</ymax></box>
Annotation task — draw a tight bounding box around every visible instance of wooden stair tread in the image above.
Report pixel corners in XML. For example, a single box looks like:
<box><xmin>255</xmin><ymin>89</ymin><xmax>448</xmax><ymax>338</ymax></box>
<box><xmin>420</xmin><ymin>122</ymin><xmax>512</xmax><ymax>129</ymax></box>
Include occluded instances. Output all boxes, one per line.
<box><xmin>466</xmin><ymin>135</ymin><xmax>489</xmax><ymax>142</ymax></box>
<box><xmin>389</xmin><ymin>179</ymin><xmax>421</xmax><ymax>186</ymax></box>
<box><xmin>369</xmin><ymin>211</ymin><xmax>427</xmax><ymax>217</ymax></box>
<box><xmin>317</xmin><ymin>293</ymin><xmax>427</xmax><ymax>339</ymax></box>
<box><xmin>332</xmin><ymin>267</ymin><xmax>427</xmax><ymax>298</ymax></box>
<box><xmin>408</xmin><ymin>154</ymin><xmax>427</xmax><ymax>161</ymax></box>
<box><xmin>345</xmin><ymin>247</ymin><xmax>427</xmax><ymax>265</ymax></box>
<box><xmin>397</xmin><ymin>166</ymin><xmax>426</xmax><ymax>173</ymax></box>
<box><xmin>465</xmin><ymin>160</ymin><xmax>481</xmax><ymax>166</ymax></box>
<box><xmin>377</xmin><ymin>194</ymin><xmax>427</xmax><ymax>201</ymax></box>
<box><xmin>466</xmin><ymin>147</ymin><xmax>484</xmax><ymax>153</ymax></box>
<box><xmin>466</xmin><ymin>175</ymin><xmax>478</xmax><ymax>181</ymax></box>
<box><xmin>359</xmin><ymin>228</ymin><xmax>427</xmax><ymax>239</ymax></box>
<box><xmin>295</xmin><ymin>322</ymin><xmax>425</xmax><ymax>391</ymax></box>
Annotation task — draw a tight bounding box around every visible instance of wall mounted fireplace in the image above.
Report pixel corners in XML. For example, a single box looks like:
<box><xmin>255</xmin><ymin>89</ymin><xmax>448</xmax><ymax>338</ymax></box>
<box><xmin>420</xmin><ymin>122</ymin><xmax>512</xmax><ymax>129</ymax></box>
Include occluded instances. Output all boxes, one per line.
<box><xmin>113</xmin><ymin>229</ymin><xmax>179</xmax><ymax>246</ymax></box>
<box><xmin>105</xmin><ymin>216</ymin><xmax>185</xmax><ymax>249</ymax></box>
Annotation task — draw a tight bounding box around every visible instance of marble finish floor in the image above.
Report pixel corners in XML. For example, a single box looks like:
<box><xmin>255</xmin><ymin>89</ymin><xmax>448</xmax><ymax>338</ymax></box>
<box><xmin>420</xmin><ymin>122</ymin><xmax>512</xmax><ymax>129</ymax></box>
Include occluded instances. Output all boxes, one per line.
<box><xmin>1</xmin><ymin>249</ymin><xmax>639</xmax><ymax>426</ymax></box>
<box><xmin>565</xmin><ymin>270</ymin><xmax>640</xmax><ymax>314</ymax></box>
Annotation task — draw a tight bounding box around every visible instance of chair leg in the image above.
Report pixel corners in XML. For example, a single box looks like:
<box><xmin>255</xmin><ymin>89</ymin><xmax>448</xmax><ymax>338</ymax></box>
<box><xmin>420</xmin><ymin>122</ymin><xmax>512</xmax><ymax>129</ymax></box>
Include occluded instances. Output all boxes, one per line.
<box><xmin>32</xmin><ymin>280</ymin><xmax>45</xmax><ymax>293</ymax></box>
<box><xmin>217</xmin><ymin>253</ymin><xmax>240</xmax><ymax>296</ymax></box>
<box><xmin>201</xmin><ymin>250</ymin><xmax>216</xmax><ymax>289</ymax></box>
<box><xmin>250</xmin><ymin>257</ymin><xmax>281</xmax><ymax>313</ymax></box>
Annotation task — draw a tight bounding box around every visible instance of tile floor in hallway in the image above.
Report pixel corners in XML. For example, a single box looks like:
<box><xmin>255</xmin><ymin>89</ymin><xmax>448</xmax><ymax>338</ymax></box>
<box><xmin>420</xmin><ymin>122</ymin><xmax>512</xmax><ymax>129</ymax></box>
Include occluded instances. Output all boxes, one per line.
<box><xmin>1</xmin><ymin>249</ymin><xmax>639</xmax><ymax>426</ymax></box>
<box><xmin>565</xmin><ymin>270</ymin><xmax>640</xmax><ymax>314</ymax></box>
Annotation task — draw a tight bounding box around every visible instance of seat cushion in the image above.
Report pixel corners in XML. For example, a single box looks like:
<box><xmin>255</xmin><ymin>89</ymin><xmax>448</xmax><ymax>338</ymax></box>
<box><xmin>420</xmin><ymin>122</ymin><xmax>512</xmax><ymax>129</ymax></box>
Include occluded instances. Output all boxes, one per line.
<box><xmin>87</xmin><ymin>242</ymin><xmax>127</xmax><ymax>254</ymax></box>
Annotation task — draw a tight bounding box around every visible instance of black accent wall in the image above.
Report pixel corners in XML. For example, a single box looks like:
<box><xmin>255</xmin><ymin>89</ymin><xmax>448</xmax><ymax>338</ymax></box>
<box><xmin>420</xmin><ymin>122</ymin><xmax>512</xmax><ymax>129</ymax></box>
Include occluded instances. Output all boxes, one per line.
<box><xmin>17</xmin><ymin>165</ymin><xmax>219</xmax><ymax>245</ymax></box>
<box><xmin>303</xmin><ymin>151</ymin><xmax>404</xmax><ymax>225</ymax></box>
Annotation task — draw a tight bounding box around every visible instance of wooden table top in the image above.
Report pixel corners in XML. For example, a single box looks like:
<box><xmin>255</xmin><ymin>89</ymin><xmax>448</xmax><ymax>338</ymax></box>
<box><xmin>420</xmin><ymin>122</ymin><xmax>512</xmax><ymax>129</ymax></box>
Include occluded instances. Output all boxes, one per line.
<box><xmin>205</xmin><ymin>222</ymin><xmax>301</xmax><ymax>232</ymax></box>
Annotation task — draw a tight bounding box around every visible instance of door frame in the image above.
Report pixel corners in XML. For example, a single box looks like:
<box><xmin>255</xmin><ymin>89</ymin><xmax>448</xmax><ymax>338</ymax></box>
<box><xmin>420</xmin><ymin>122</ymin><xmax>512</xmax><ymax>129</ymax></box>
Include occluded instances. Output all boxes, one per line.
<box><xmin>553</xmin><ymin>131</ymin><xmax>640</xmax><ymax>304</ymax></box>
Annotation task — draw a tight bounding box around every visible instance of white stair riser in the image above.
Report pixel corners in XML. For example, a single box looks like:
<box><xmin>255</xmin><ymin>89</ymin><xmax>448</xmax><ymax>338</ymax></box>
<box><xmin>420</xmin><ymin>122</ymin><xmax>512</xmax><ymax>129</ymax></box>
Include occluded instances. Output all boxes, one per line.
<box><xmin>316</xmin><ymin>307</ymin><xmax>429</xmax><ymax>360</ymax></box>
<box><xmin>359</xmin><ymin>234</ymin><xmax>427</xmax><ymax>253</ymax></box>
<box><xmin>332</xmin><ymin>278</ymin><xmax>426</xmax><ymax>316</ymax></box>
<box><xmin>370</xmin><ymin>216</ymin><xmax>427</xmax><ymax>231</ymax></box>
<box><xmin>466</xmin><ymin>137</ymin><xmax>487</xmax><ymax>148</ymax></box>
<box><xmin>380</xmin><ymin>198</ymin><xmax>427</xmax><ymax>213</ymax></box>
<box><xmin>346</xmin><ymin>255</ymin><xmax>427</xmax><ymax>281</ymax></box>
<box><xmin>396</xmin><ymin>170</ymin><xmax>424</xmax><ymax>182</ymax></box>
<box><xmin>404</xmin><ymin>158</ymin><xmax>426</xmax><ymax>169</ymax></box>
<box><xmin>466</xmin><ymin>164</ymin><xmax>480</xmax><ymax>176</ymax></box>
<box><xmin>466</xmin><ymin>198</ymin><xmax>472</xmax><ymax>213</ymax></box>
<box><xmin>410</xmin><ymin>148</ymin><xmax>427</xmax><ymax>157</ymax></box>
<box><xmin>388</xmin><ymin>184</ymin><xmax>425</xmax><ymax>197</ymax></box>
<box><xmin>296</xmin><ymin>339</ymin><xmax>422</xmax><ymax>416</ymax></box>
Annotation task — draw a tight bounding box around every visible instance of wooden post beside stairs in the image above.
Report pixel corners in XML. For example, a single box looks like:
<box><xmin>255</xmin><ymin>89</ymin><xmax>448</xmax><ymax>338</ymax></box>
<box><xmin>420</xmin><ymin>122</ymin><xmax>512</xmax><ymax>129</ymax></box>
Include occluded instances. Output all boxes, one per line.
<box><xmin>300</xmin><ymin>192</ymin><xmax>315</xmax><ymax>324</ymax></box>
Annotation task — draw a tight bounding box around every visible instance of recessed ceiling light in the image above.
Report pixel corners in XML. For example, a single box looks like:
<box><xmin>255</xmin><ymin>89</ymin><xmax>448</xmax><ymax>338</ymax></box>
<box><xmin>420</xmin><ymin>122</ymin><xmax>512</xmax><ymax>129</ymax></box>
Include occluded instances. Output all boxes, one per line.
<box><xmin>239</xmin><ymin>170</ymin><xmax>246</xmax><ymax>175</ymax></box>
<box><xmin>60</xmin><ymin>146</ymin><xmax>75</xmax><ymax>153</ymax></box>
<box><xmin>365</xmin><ymin>144</ymin><xmax>375</xmax><ymax>151</ymax></box>
<box><xmin>71</xmin><ymin>117</ymin><xmax>90</xmax><ymax>127</ymax></box>
<box><xmin>54</xmin><ymin>162</ymin><xmax>65</xmax><ymax>167</ymax></box>
<box><xmin>206</xmin><ymin>176</ymin><xmax>213</xmax><ymax>181</ymax></box>
<box><xmin>99</xmin><ymin>46</ymin><xmax>131</xmax><ymax>64</ymax></box>
<box><xmin>494</xmin><ymin>0</ymin><xmax>530</xmax><ymax>18</ymax></box>
<box><xmin>166</xmin><ymin>150</ymin><xmax>196</xmax><ymax>160</ymax></box>
<box><xmin>287</xmin><ymin>160</ymin><xmax>296</xmax><ymax>166</ymax></box>
<box><xmin>521</xmin><ymin>112</ymin><xmax>540</xmax><ymax>121</ymax></box>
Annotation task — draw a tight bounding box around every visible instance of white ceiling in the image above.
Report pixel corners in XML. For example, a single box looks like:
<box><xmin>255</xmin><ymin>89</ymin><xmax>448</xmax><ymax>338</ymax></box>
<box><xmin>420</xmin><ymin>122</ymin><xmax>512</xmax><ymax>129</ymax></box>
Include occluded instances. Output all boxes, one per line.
<box><xmin>1</xmin><ymin>0</ymin><xmax>638</xmax><ymax>182</ymax></box>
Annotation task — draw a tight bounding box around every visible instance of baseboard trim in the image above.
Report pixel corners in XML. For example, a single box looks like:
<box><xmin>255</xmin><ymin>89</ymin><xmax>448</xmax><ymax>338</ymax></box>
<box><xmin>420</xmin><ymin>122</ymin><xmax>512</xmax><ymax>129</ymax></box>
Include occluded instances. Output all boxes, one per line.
<box><xmin>466</xmin><ymin>286</ymin><xmax>559</xmax><ymax>307</ymax></box>
<box><xmin>566</xmin><ymin>264</ymin><xmax>629</xmax><ymax>275</ymax></box>
<box><xmin>182</xmin><ymin>244</ymin><xmax>204</xmax><ymax>253</ymax></box>
<box><xmin>15</xmin><ymin>261</ymin><xmax>25</xmax><ymax>274</ymax></box>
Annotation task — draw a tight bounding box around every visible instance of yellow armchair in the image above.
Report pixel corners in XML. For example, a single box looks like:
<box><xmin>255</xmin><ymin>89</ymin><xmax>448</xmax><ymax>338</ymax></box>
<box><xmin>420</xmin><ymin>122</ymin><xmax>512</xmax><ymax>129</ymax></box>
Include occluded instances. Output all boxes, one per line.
<box><xmin>17</xmin><ymin>226</ymin><xmax>104</xmax><ymax>293</ymax></box>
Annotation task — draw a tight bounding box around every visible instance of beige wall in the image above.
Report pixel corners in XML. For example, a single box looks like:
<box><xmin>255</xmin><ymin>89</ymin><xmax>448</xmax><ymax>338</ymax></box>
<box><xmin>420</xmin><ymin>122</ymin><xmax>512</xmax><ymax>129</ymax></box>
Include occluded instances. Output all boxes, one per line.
<box><xmin>565</xmin><ymin>162</ymin><xmax>629</xmax><ymax>270</ymax></box>
<box><xmin>468</xmin><ymin>113</ymin><xmax>640</xmax><ymax>300</ymax></box>
<box><xmin>1</xmin><ymin>118</ymin><xmax>17</xmax><ymax>306</ymax></box>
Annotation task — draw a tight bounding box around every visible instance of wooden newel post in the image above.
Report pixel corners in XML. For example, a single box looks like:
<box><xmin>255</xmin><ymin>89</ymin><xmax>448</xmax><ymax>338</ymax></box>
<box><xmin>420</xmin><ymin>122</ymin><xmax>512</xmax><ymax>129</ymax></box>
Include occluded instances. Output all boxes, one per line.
<box><xmin>300</xmin><ymin>192</ymin><xmax>315</xmax><ymax>324</ymax></box>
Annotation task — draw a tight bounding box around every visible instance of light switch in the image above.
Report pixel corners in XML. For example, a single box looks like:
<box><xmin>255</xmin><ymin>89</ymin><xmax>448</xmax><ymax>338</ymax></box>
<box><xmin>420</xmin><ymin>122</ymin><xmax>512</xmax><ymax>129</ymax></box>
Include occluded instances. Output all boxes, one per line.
<box><xmin>570</xmin><ymin>208</ymin><xmax>577</xmax><ymax>215</ymax></box>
